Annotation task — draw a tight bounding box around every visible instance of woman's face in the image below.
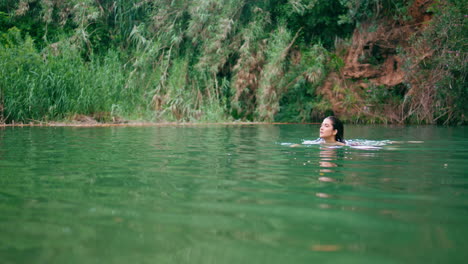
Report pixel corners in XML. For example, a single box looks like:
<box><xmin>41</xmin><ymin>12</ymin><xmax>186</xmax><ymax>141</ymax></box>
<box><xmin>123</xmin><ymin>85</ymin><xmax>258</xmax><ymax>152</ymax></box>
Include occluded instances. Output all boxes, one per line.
<box><xmin>319</xmin><ymin>118</ymin><xmax>337</xmax><ymax>141</ymax></box>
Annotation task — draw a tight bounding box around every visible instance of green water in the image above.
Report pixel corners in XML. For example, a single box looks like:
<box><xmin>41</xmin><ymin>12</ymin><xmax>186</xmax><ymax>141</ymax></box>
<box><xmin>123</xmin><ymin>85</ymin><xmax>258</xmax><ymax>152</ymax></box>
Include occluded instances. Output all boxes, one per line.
<box><xmin>1</xmin><ymin>125</ymin><xmax>467</xmax><ymax>264</ymax></box>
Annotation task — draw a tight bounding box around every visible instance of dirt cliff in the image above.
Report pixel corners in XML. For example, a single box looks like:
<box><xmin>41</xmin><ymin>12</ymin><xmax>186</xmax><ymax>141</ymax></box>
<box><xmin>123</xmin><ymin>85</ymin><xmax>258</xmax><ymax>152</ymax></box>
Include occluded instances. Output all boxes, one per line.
<box><xmin>318</xmin><ymin>0</ymin><xmax>436</xmax><ymax>123</ymax></box>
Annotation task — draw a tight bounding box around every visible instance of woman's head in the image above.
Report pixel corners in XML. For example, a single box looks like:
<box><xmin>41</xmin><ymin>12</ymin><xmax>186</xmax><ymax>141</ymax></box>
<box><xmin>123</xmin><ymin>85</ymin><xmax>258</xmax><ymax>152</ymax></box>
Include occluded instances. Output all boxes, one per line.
<box><xmin>319</xmin><ymin>116</ymin><xmax>344</xmax><ymax>143</ymax></box>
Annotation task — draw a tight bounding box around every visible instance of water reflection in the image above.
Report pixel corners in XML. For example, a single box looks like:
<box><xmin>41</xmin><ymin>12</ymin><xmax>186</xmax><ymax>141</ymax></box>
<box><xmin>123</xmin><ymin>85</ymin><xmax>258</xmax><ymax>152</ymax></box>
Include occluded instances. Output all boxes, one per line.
<box><xmin>319</xmin><ymin>147</ymin><xmax>338</xmax><ymax>172</ymax></box>
<box><xmin>316</xmin><ymin>146</ymin><xmax>341</xmax><ymax>208</ymax></box>
<box><xmin>318</xmin><ymin>146</ymin><xmax>341</xmax><ymax>185</ymax></box>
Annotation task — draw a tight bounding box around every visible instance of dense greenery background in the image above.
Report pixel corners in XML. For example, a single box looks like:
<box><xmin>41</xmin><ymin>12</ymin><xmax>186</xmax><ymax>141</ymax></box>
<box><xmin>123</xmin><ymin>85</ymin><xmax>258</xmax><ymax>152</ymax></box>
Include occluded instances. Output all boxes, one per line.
<box><xmin>0</xmin><ymin>0</ymin><xmax>466</xmax><ymax>124</ymax></box>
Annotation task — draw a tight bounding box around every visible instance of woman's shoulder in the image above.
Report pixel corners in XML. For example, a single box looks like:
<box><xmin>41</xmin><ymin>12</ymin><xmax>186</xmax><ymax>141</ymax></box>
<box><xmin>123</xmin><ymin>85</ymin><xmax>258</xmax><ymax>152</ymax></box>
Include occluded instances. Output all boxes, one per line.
<box><xmin>322</xmin><ymin>140</ymin><xmax>346</xmax><ymax>146</ymax></box>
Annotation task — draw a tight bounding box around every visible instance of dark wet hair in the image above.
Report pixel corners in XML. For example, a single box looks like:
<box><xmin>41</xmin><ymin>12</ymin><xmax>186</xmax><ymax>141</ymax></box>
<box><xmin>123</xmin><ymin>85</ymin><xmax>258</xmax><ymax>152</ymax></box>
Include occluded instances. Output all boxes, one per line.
<box><xmin>326</xmin><ymin>116</ymin><xmax>345</xmax><ymax>143</ymax></box>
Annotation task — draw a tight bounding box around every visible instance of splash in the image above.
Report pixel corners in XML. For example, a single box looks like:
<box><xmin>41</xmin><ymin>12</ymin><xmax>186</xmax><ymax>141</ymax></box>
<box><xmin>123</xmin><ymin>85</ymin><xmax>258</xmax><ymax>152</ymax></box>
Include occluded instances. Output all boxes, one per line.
<box><xmin>282</xmin><ymin>139</ymin><xmax>423</xmax><ymax>149</ymax></box>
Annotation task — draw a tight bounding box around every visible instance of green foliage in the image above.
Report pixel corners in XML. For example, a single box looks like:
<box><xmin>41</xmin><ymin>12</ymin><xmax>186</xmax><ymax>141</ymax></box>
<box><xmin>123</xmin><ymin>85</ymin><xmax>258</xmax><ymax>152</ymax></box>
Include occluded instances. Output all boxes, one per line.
<box><xmin>272</xmin><ymin>0</ymin><xmax>354</xmax><ymax>47</ymax></box>
<box><xmin>0</xmin><ymin>0</ymin><xmax>465</xmax><ymax>124</ymax></box>
<box><xmin>3</xmin><ymin>0</ymin><xmax>352</xmax><ymax>123</ymax></box>
<box><xmin>0</xmin><ymin>29</ymin><xmax>138</xmax><ymax>123</ymax></box>
<box><xmin>404</xmin><ymin>0</ymin><xmax>467</xmax><ymax>124</ymax></box>
<box><xmin>428</xmin><ymin>0</ymin><xmax>467</xmax><ymax>125</ymax></box>
<box><xmin>338</xmin><ymin>0</ymin><xmax>412</xmax><ymax>24</ymax></box>
<box><xmin>255</xmin><ymin>25</ymin><xmax>293</xmax><ymax>121</ymax></box>
<box><xmin>230</xmin><ymin>8</ymin><xmax>270</xmax><ymax>120</ymax></box>
<box><xmin>275</xmin><ymin>44</ymin><xmax>329</xmax><ymax>122</ymax></box>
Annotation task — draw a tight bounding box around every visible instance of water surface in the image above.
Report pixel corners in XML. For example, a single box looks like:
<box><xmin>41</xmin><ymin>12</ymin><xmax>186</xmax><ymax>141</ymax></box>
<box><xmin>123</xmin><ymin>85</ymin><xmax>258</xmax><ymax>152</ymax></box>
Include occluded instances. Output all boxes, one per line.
<box><xmin>1</xmin><ymin>124</ymin><xmax>467</xmax><ymax>264</ymax></box>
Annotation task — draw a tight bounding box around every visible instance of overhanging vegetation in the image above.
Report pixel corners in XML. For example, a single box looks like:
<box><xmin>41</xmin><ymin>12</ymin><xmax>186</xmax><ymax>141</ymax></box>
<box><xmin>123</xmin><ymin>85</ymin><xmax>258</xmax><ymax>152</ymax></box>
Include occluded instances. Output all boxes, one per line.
<box><xmin>0</xmin><ymin>0</ymin><xmax>466</xmax><ymax>125</ymax></box>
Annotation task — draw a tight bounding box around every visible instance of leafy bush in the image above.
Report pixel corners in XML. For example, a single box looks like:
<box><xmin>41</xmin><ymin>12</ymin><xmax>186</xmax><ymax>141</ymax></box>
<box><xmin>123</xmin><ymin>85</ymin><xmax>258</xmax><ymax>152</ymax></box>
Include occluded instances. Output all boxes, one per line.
<box><xmin>403</xmin><ymin>0</ymin><xmax>467</xmax><ymax>124</ymax></box>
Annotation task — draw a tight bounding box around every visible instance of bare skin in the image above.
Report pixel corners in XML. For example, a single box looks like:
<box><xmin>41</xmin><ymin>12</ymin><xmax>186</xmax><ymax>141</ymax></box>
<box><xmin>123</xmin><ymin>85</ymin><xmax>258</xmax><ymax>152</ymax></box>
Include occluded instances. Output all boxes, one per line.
<box><xmin>290</xmin><ymin>118</ymin><xmax>345</xmax><ymax>147</ymax></box>
<box><xmin>319</xmin><ymin>118</ymin><xmax>345</xmax><ymax>146</ymax></box>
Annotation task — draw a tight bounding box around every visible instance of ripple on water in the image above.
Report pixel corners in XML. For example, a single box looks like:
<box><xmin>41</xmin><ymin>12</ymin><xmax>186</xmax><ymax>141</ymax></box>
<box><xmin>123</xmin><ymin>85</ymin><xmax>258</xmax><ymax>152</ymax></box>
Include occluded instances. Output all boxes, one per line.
<box><xmin>1</xmin><ymin>125</ymin><xmax>467</xmax><ymax>264</ymax></box>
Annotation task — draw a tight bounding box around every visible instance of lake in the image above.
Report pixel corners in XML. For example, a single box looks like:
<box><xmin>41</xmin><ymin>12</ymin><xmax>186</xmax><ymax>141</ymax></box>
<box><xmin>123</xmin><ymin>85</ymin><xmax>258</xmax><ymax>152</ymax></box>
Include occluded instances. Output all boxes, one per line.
<box><xmin>0</xmin><ymin>124</ymin><xmax>467</xmax><ymax>264</ymax></box>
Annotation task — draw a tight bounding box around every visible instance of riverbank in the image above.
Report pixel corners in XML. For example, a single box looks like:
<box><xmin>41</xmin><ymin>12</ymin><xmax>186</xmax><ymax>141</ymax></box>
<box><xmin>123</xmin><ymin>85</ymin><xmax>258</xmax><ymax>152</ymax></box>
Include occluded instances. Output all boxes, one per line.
<box><xmin>2</xmin><ymin>1</ymin><xmax>465</xmax><ymax>126</ymax></box>
<box><xmin>0</xmin><ymin>120</ymin><xmax>318</xmax><ymax>127</ymax></box>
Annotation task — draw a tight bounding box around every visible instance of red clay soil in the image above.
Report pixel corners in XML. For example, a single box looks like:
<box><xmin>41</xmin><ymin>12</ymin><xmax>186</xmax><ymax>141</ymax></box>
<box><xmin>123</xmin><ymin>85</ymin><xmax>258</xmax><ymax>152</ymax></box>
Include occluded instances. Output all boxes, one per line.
<box><xmin>317</xmin><ymin>0</ymin><xmax>435</xmax><ymax>122</ymax></box>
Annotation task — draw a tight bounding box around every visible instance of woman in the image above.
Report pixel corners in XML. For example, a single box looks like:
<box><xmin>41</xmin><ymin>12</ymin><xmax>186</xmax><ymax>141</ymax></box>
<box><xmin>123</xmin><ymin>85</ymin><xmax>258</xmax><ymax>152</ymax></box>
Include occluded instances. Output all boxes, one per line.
<box><xmin>290</xmin><ymin>116</ymin><xmax>345</xmax><ymax>147</ymax></box>
<box><xmin>319</xmin><ymin>116</ymin><xmax>345</xmax><ymax>146</ymax></box>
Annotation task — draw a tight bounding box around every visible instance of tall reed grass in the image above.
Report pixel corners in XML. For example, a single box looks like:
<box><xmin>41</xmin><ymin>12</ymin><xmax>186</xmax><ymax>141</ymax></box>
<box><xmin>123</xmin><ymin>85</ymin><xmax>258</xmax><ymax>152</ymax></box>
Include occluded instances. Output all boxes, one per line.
<box><xmin>0</xmin><ymin>28</ymin><xmax>140</xmax><ymax>123</ymax></box>
<box><xmin>2</xmin><ymin>0</ymin><xmax>463</xmax><ymax>124</ymax></box>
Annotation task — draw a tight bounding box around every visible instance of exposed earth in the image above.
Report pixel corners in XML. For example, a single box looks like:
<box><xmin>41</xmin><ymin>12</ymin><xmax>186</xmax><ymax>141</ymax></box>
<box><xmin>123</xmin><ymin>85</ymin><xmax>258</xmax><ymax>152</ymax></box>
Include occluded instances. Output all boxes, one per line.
<box><xmin>317</xmin><ymin>0</ymin><xmax>435</xmax><ymax>123</ymax></box>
